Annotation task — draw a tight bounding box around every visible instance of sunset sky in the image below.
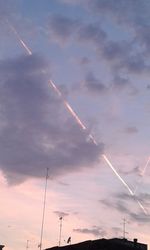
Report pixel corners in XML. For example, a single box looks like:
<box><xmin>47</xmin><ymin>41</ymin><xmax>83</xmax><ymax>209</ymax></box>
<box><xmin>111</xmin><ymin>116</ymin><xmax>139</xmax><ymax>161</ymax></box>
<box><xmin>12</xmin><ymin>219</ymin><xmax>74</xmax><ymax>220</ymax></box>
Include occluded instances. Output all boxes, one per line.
<box><xmin>1</xmin><ymin>1</ymin><xmax>150</xmax><ymax>249</ymax></box>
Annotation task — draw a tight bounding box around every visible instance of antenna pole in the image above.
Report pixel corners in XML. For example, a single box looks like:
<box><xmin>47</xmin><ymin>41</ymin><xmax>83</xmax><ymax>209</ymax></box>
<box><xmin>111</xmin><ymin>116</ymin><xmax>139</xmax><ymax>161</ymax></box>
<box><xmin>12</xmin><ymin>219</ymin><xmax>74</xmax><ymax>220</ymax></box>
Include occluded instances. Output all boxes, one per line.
<box><xmin>26</xmin><ymin>240</ymin><xmax>29</xmax><ymax>250</ymax></box>
<box><xmin>39</xmin><ymin>168</ymin><xmax>49</xmax><ymax>250</ymax></box>
<box><xmin>123</xmin><ymin>218</ymin><xmax>126</xmax><ymax>239</ymax></box>
<box><xmin>59</xmin><ymin>217</ymin><xmax>63</xmax><ymax>247</ymax></box>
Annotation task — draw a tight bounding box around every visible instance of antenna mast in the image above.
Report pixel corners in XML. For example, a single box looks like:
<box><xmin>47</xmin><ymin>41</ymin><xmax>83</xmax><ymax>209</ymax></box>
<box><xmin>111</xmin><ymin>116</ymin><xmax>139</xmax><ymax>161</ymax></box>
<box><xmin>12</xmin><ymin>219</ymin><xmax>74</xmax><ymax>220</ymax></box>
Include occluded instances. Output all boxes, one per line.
<box><xmin>59</xmin><ymin>217</ymin><xmax>63</xmax><ymax>246</ymax></box>
<box><xmin>39</xmin><ymin>168</ymin><xmax>49</xmax><ymax>250</ymax></box>
<box><xmin>26</xmin><ymin>240</ymin><xmax>29</xmax><ymax>250</ymax></box>
<box><xmin>123</xmin><ymin>218</ymin><xmax>128</xmax><ymax>239</ymax></box>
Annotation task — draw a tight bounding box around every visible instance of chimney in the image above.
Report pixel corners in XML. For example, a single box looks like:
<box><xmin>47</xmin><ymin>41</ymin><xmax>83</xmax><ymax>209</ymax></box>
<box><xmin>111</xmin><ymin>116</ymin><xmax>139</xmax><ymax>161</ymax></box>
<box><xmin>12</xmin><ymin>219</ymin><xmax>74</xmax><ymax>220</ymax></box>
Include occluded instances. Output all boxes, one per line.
<box><xmin>134</xmin><ymin>239</ymin><xmax>138</xmax><ymax>247</ymax></box>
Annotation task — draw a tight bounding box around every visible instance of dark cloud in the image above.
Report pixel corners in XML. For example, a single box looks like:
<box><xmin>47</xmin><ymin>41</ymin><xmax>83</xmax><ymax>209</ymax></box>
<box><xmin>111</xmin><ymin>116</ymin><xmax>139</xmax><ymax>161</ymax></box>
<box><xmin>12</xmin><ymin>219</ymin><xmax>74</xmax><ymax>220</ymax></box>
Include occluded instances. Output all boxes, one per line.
<box><xmin>136</xmin><ymin>26</ymin><xmax>150</xmax><ymax>55</ymax></box>
<box><xmin>0</xmin><ymin>54</ymin><xmax>48</xmax><ymax>75</ymax></box>
<box><xmin>88</xmin><ymin>0</ymin><xmax>149</xmax><ymax>27</ymax></box>
<box><xmin>129</xmin><ymin>192</ymin><xmax>150</xmax><ymax>207</ymax></box>
<box><xmin>100</xmin><ymin>199</ymin><xmax>130</xmax><ymax>214</ymax></box>
<box><xmin>90</xmin><ymin>1</ymin><xmax>150</xmax><ymax>75</ymax></box>
<box><xmin>47</xmin><ymin>8</ymin><xmax>150</xmax><ymax>80</ymax></box>
<box><xmin>83</xmin><ymin>72</ymin><xmax>107</xmax><ymax>94</ymax></box>
<box><xmin>77</xmin><ymin>22</ymin><xmax>106</xmax><ymax>46</ymax></box>
<box><xmin>119</xmin><ymin>166</ymin><xmax>141</xmax><ymax>176</ymax></box>
<box><xmin>129</xmin><ymin>212</ymin><xmax>150</xmax><ymax>223</ymax></box>
<box><xmin>113</xmin><ymin>75</ymin><xmax>129</xmax><ymax>88</ymax></box>
<box><xmin>54</xmin><ymin>211</ymin><xmax>69</xmax><ymax>218</ymax></box>
<box><xmin>113</xmin><ymin>74</ymin><xmax>138</xmax><ymax>95</ymax></box>
<box><xmin>79</xmin><ymin>56</ymin><xmax>91</xmax><ymax>66</ymax></box>
<box><xmin>124</xmin><ymin>126</ymin><xmax>138</xmax><ymax>134</ymax></box>
<box><xmin>57</xmin><ymin>0</ymin><xmax>85</xmax><ymax>5</ymax></box>
<box><xmin>48</xmin><ymin>16</ymin><xmax>106</xmax><ymax>48</ymax></box>
<box><xmin>116</xmin><ymin>192</ymin><xmax>150</xmax><ymax>221</ymax></box>
<box><xmin>139</xmin><ymin>193</ymin><xmax>150</xmax><ymax>201</ymax></box>
<box><xmin>48</xmin><ymin>14</ymin><xmax>80</xmax><ymax>43</ymax></box>
<box><xmin>73</xmin><ymin>226</ymin><xmax>106</xmax><ymax>237</ymax></box>
<box><xmin>116</xmin><ymin>193</ymin><xmax>138</xmax><ymax>202</ymax></box>
<box><xmin>102</xmin><ymin>40</ymin><xmax>149</xmax><ymax>75</ymax></box>
<box><xmin>100</xmin><ymin>197</ymin><xmax>150</xmax><ymax>224</ymax></box>
<box><xmin>147</xmin><ymin>84</ymin><xmax>150</xmax><ymax>90</ymax></box>
<box><xmin>102</xmin><ymin>41</ymin><xmax>129</xmax><ymax>62</ymax></box>
<box><xmin>121</xmin><ymin>54</ymin><xmax>149</xmax><ymax>74</ymax></box>
<box><xmin>57</xmin><ymin>181</ymin><xmax>69</xmax><ymax>186</ymax></box>
<box><xmin>0</xmin><ymin>54</ymin><xmax>104</xmax><ymax>184</ymax></box>
<box><xmin>70</xmin><ymin>2</ymin><xmax>150</xmax><ymax>81</ymax></box>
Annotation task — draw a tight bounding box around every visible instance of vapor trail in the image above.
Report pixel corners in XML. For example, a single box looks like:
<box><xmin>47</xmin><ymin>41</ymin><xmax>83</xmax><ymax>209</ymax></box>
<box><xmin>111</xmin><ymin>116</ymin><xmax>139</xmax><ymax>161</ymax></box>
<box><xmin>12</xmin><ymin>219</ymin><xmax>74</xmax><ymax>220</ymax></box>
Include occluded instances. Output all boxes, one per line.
<box><xmin>102</xmin><ymin>154</ymin><xmax>134</xmax><ymax>195</ymax></box>
<box><xmin>49</xmin><ymin>80</ymin><xmax>98</xmax><ymax>144</ymax></box>
<box><xmin>49</xmin><ymin>80</ymin><xmax>147</xmax><ymax>214</ymax></box>
<box><xmin>102</xmin><ymin>154</ymin><xmax>147</xmax><ymax>214</ymax></box>
<box><xmin>6</xmin><ymin>20</ymin><xmax>32</xmax><ymax>55</ymax></box>
<box><xmin>8</xmin><ymin>22</ymin><xmax>147</xmax><ymax>214</ymax></box>
<box><xmin>49</xmin><ymin>80</ymin><xmax>87</xmax><ymax>130</ymax></box>
<box><xmin>134</xmin><ymin>157</ymin><xmax>150</xmax><ymax>194</ymax></box>
<box><xmin>141</xmin><ymin>157</ymin><xmax>150</xmax><ymax>176</ymax></box>
<box><xmin>136</xmin><ymin>200</ymin><xmax>147</xmax><ymax>215</ymax></box>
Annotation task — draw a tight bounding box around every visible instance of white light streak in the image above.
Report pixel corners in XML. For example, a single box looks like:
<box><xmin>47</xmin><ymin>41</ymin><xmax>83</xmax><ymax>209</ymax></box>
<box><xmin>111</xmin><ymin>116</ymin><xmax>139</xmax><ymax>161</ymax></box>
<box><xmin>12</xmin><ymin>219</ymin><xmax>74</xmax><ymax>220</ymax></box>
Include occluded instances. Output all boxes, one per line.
<box><xmin>48</xmin><ymin>81</ymin><xmax>147</xmax><ymax>214</ymax></box>
<box><xmin>49</xmin><ymin>80</ymin><xmax>87</xmax><ymax>131</ymax></box>
<box><xmin>102</xmin><ymin>154</ymin><xmax>134</xmax><ymax>195</ymax></box>
<box><xmin>8</xmin><ymin>21</ymin><xmax>147</xmax><ymax>215</ymax></box>
<box><xmin>134</xmin><ymin>157</ymin><xmax>150</xmax><ymax>194</ymax></box>
<box><xmin>6</xmin><ymin>20</ymin><xmax>32</xmax><ymax>55</ymax></box>
<box><xmin>102</xmin><ymin>154</ymin><xmax>147</xmax><ymax>215</ymax></box>
<box><xmin>141</xmin><ymin>157</ymin><xmax>150</xmax><ymax>177</ymax></box>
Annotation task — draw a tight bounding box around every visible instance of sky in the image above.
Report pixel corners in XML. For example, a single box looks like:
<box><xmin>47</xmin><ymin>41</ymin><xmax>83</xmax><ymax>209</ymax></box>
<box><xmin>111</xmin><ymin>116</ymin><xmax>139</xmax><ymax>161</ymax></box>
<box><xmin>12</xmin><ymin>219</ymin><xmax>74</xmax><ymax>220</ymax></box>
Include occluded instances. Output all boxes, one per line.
<box><xmin>0</xmin><ymin>0</ymin><xmax>150</xmax><ymax>249</ymax></box>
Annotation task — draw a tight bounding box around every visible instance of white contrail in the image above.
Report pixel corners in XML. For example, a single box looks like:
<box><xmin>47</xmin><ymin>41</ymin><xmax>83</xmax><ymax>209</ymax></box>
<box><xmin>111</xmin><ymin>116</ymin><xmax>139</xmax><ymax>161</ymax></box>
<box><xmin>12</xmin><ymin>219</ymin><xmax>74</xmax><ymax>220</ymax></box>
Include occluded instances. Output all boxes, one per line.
<box><xmin>49</xmin><ymin>80</ymin><xmax>87</xmax><ymax>131</ymax></box>
<box><xmin>136</xmin><ymin>199</ymin><xmax>147</xmax><ymax>215</ymax></box>
<box><xmin>134</xmin><ymin>157</ymin><xmax>150</xmax><ymax>194</ymax></box>
<box><xmin>102</xmin><ymin>154</ymin><xmax>147</xmax><ymax>214</ymax></box>
<box><xmin>141</xmin><ymin>157</ymin><xmax>150</xmax><ymax>176</ymax></box>
<box><xmin>8</xmin><ymin>22</ymin><xmax>147</xmax><ymax>214</ymax></box>
<box><xmin>6</xmin><ymin>19</ymin><xmax>32</xmax><ymax>55</ymax></box>
<box><xmin>102</xmin><ymin>154</ymin><xmax>134</xmax><ymax>195</ymax></box>
<box><xmin>49</xmin><ymin>80</ymin><xmax>98</xmax><ymax>143</ymax></box>
<box><xmin>48</xmin><ymin>81</ymin><xmax>147</xmax><ymax>214</ymax></box>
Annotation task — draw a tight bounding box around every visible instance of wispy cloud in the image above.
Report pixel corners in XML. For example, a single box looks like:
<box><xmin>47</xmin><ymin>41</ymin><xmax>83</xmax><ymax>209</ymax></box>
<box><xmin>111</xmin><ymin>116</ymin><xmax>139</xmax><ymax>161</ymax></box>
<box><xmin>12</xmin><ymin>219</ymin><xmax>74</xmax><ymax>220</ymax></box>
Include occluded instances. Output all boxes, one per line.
<box><xmin>83</xmin><ymin>72</ymin><xmax>107</xmax><ymax>94</ymax></box>
<box><xmin>48</xmin><ymin>14</ymin><xmax>80</xmax><ymax>44</ymax></box>
<box><xmin>73</xmin><ymin>226</ymin><xmax>106</xmax><ymax>237</ymax></box>
<box><xmin>124</xmin><ymin>126</ymin><xmax>138</xmax><ymax>134</ymax></box>
<box><xmin>53</xmin><ymin>211</ymin><xmax>69</xmax><ymax>218</ymax></box>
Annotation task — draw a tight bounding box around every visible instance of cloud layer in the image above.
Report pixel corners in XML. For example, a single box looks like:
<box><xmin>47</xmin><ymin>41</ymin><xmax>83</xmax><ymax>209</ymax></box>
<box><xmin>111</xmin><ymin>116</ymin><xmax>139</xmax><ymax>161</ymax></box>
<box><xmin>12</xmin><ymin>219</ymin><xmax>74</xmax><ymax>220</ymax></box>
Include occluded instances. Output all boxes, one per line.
<box><xmin>0</xmin><ymin>54</ymin><xmax>104</xmax><ymax>184</ymax></box>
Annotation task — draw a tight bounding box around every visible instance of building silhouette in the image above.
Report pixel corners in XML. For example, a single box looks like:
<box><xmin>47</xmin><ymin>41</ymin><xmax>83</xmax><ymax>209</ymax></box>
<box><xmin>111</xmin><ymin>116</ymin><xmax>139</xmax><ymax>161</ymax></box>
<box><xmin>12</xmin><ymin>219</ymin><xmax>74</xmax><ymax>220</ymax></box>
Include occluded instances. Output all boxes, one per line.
<box><xmin>0</xmin><ymin>245</ymin><xmax>5</xmax><ymax>250</ymax></box>
<box><xmin>45</xmin><ymin>238</ymin><xmax>147</xmax><ymax>250</ymax></box>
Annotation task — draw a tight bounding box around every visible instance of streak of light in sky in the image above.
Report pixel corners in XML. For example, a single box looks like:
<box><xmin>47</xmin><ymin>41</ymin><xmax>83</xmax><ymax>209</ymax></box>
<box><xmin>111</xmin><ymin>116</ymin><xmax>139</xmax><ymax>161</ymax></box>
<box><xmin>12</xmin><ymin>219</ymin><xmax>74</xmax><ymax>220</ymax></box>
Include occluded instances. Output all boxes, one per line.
<box><xmin>49</xmin><ymin>82</ymin><xmax>147</xmax><ymax>215</ymax></box>
<box><xmin>102</xmin><ymin>154</ymin><xmax>147</xmax><ymax>215</ymax></box>
<box><xmin>134</xmin><ymin>157</ymin><xmax>150</xmax><ymax>194</ymax></box>
<box><xmin>7</xmin><ymin>21</ymin><xmax>147</xmax><ymax>215</ymax></box>
<box><xmin>48</xmin><ymin>80</ymin><xmax>86</xmax><ymax>131</ymax></box>
<box><xmin>6</xmin><ymin>19</ymin><xmax>32</xmax><ymax>55</ymax></box>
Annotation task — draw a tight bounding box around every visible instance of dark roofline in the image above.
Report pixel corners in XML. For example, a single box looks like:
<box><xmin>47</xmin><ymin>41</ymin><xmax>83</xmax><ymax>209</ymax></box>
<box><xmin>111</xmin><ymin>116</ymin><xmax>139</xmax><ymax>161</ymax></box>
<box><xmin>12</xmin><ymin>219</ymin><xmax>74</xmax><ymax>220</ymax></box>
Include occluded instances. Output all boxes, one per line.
<box><xmin>45</xmin><ymin>238</ymin><xmax>147</xmax><ymax>250</ymax></box>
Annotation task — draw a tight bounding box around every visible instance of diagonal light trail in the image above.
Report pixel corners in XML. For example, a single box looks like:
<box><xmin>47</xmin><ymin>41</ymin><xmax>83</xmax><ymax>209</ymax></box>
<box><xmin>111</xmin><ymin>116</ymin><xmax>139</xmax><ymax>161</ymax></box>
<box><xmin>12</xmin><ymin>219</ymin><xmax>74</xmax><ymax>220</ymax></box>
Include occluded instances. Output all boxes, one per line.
<box><xmin>102</xmin><ymin>154</ymin><xmax>147</xmax><ymax>215</ymax></box>
<box><xmin>8</xmin><ymin>21</ymin><xmax>147</xmax><ymax>214</ymax></box>
<box><xmin>6</xmin><ymin>19</ymin><xmax>32</xmax><ymax>55</ymax></box>
<box><xmin>102</xmin><ymin>154</ymin><xmax>134</xmax><ymax>195</ymax></box>
<box><xmin>134</xmin><ymin>157</ymin><xmax>150</xmax><ymax>195</ymax></box>
<box><xmin>48</xmin><ymin>80</ymin><xmax>87</xmax><ymax>131</ymax></box>
<box><xmin>48</xmin><ymin>82</ymin><xmax>147</xmax><ymax>214</ymax></box>
<box><xmin>141</xmin><ymin>157</ymin><xmax>150</xmax><ymax>176</ymax></box>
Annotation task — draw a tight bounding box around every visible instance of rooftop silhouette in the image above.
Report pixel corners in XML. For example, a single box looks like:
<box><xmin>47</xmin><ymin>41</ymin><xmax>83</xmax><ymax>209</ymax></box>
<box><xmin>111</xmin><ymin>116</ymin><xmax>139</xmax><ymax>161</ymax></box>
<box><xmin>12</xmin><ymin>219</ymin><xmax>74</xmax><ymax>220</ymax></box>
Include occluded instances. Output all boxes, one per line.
<box><xmin>45</xmin><ymin>238</ymin><xmax>147</xmax><ymax>250</ymax></box>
